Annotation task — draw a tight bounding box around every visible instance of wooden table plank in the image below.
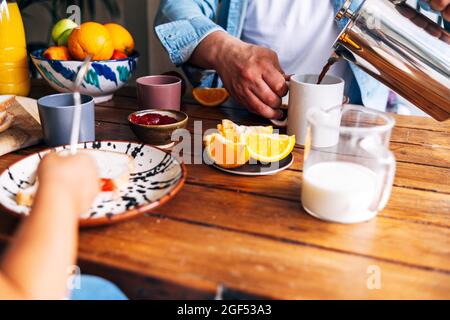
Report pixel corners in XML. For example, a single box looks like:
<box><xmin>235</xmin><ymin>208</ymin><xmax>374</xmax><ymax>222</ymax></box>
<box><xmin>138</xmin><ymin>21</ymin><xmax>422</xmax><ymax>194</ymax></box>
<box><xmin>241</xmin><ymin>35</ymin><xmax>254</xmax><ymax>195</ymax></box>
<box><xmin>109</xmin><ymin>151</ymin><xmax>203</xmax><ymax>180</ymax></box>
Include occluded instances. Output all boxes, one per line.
<box><xmin>394</xmin><ymin>162</ymin><xmax>450</xmax><ymax>194</ymax></box>
<box><xmin>392</xmin><ymin>114</ymin><xmax>450</xmax><ymax>132</ymax></box>
<box><xmin>75</xmin><ymin>215</ymin><xmax>450</xmax><ymax>299</ymax></box>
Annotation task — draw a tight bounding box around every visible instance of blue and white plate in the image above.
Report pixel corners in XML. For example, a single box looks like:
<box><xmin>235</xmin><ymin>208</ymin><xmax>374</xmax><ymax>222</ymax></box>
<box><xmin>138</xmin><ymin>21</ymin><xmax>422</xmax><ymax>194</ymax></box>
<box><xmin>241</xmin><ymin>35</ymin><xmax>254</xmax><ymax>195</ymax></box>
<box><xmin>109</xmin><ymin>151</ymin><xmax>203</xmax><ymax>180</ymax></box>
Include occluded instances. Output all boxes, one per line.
<box><xmin>31</xmin><ymin>49</ymin><xmax>138</xmax><ymax>103</ymax></box>
<box><xmin>0</xmin><ymin>141</ymin><xmax>186</xmax><ymax>227</ymax></box>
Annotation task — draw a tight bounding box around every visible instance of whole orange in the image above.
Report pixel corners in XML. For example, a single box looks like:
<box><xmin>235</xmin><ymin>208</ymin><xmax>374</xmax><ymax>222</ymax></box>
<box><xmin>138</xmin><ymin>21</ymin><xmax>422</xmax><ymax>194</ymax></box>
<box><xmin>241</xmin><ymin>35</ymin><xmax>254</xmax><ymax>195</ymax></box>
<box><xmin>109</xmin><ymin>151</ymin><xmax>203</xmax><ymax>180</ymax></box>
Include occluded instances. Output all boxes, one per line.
<box><xmin>68</xmin><ymin>22</ymin><xmax>114</xmax><ymax>61</ymax></box>
<box><xmin>104</xmin><ymin>23</ymin><xmax>135</xmax><ymax>55</ymax></box>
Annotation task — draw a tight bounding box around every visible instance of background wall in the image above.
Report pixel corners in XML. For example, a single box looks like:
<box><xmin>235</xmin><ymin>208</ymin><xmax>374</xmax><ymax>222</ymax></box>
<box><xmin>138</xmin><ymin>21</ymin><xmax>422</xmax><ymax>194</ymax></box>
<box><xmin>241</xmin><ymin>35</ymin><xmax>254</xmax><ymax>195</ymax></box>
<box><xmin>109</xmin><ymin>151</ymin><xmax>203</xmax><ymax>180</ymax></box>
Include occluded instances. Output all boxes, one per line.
<box><xmin>147</xmin><ymin>0</ymin><xmax>178</xmax><ymax>76</ymax></box>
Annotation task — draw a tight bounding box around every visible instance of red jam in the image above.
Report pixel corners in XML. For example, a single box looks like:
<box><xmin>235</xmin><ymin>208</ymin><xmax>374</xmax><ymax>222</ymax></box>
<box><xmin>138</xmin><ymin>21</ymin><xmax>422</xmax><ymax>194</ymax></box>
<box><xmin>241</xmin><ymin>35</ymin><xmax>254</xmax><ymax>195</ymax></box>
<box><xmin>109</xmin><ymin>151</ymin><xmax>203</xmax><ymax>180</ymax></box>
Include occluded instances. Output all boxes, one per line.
<box><xmin>100</xmin><ymin>178</ymin><xmax>116</xmax><ymax>192</ymax></box>
<box><xmin>130</xmin><ymin>113</ymin><xmax>178</xmax><ymax>126</ymax></box>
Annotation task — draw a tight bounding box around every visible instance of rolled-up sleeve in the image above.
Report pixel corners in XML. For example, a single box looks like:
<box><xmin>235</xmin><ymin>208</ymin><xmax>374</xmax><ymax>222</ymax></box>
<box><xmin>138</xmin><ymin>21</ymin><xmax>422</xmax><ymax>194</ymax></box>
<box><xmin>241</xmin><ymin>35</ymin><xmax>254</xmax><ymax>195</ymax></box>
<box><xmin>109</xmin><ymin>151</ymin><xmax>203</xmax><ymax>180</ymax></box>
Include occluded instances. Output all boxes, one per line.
<box><xmin>154</xmin><ymin>0</ymin><xmax>225</xmax><ymax>66</ymax></box>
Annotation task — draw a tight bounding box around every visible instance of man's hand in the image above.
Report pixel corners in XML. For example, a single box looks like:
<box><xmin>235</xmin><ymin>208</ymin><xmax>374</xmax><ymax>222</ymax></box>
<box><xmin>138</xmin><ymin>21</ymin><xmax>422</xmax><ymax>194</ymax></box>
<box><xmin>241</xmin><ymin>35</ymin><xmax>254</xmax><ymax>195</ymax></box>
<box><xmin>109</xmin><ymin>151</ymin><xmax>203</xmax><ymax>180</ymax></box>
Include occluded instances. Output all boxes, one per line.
<box><xmin>429</xmin><ymin>0</ymin><xmax>450</xmax><ymax>20</ymax></box>
<box><xmin>37</xmin><ymin>152</ymin><xmax>99</xmax><ymax>215</ymax></box>
<box><xmin>190</xmin><ymin>31</ymin><xmax>288</xmax><ymax>119</ymax></box>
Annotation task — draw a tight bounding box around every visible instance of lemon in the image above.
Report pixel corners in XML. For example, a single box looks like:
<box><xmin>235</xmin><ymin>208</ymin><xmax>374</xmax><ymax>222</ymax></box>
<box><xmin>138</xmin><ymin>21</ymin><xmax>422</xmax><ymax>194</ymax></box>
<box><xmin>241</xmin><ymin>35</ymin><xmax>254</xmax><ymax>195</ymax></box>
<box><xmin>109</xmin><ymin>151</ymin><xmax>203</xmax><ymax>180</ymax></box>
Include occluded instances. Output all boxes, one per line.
<box><xmin>246</xmin><ymin>133</ymin><xmax>296</xmax><ymax>163</ymax></box>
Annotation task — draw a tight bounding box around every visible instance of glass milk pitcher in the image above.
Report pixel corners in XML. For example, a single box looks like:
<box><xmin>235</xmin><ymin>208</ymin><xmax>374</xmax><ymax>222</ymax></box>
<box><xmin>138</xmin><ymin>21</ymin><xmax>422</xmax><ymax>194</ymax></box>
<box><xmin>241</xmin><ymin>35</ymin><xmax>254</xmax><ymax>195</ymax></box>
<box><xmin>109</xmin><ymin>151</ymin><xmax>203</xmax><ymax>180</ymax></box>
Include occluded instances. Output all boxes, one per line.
<box><xmin>302</xmin><ymin>105</ymin><xmax>396</xmax><ymax>224</ymax></box>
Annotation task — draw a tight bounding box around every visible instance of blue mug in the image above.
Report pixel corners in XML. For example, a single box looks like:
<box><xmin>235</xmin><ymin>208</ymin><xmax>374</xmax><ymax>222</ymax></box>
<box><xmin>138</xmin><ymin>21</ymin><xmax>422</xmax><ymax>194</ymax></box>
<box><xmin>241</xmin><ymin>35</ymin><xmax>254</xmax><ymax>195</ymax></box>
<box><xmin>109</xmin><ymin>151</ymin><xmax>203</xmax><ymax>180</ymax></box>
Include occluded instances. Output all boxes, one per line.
<box><xmin>37</xmin><ymin>93</ymin><xmax>95</xmax><ymax>147</ymax></box>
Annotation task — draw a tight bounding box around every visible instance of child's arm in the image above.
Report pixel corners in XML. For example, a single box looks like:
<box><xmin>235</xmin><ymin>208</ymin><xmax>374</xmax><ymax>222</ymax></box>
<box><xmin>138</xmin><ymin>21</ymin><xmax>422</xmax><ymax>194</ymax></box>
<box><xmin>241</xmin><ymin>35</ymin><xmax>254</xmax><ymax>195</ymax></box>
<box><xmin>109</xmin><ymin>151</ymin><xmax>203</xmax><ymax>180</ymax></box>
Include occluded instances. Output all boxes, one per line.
<box><xmin>0</xmin><ymin>153</ymin><xmax>99</xmax><ymax>300</ymax></box>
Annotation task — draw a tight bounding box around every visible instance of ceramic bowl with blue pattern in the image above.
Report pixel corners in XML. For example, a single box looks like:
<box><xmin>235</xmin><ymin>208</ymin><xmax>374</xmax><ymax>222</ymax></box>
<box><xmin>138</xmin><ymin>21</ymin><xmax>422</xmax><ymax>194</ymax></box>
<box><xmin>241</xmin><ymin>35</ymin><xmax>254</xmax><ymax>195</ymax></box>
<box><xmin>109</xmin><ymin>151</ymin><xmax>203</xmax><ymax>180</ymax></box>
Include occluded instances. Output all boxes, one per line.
<box><xmin>31</xmin><ymin>49</ymin><xmax>138</xmax><ymax>103</ymax></box>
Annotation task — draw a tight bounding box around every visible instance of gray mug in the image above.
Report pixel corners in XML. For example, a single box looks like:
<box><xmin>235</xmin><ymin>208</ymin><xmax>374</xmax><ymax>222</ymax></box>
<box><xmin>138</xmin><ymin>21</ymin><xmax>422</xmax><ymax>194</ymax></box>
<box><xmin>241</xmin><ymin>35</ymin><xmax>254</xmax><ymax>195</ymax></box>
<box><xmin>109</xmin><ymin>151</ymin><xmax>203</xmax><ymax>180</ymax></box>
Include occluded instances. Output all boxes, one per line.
<box><xmin>37</xmin><ymin>93</ymin><xmax>95</xmax><ymax>147</ymax></box>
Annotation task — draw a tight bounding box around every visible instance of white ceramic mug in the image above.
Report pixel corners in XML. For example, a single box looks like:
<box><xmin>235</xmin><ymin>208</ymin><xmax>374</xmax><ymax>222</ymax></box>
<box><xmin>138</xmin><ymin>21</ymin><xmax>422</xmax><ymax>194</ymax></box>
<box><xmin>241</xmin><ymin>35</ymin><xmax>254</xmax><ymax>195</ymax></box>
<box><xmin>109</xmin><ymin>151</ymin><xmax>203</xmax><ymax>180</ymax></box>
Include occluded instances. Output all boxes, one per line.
<box><xmin>272</xmin><ymin>74</ymin><xmax>345</xmax><ymax>146</ymax></box>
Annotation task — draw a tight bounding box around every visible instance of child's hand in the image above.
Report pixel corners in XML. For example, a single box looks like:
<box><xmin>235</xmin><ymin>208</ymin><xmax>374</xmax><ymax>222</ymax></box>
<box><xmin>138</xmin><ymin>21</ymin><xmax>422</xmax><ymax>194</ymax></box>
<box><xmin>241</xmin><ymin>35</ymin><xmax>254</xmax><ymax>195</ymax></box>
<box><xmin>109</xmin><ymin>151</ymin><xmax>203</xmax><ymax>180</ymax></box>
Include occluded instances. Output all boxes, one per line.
<box><xmin>37</xmin><ymin>152</ymin><xmax>100</xmax><ymax>214</ymax></box>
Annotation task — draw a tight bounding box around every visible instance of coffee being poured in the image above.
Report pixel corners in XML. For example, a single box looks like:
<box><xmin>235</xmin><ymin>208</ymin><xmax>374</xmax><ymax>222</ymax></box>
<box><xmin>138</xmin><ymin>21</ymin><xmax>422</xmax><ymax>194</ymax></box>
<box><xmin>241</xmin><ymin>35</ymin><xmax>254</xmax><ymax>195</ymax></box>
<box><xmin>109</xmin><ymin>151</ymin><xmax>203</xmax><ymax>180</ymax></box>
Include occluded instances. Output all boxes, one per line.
<box><xmin>317</xmin><ymin>55</ymin><xmax>339</xmax><ymax>85</ymax></box>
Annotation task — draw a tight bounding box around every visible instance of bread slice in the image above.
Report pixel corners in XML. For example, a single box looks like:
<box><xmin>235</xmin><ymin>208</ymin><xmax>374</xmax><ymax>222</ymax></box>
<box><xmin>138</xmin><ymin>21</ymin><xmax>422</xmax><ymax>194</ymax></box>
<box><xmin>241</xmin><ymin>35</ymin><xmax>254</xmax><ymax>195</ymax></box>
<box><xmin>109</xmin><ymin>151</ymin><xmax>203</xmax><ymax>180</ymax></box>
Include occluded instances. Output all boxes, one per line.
<box><xmin>0</xmin><ymin>112</ymin><xmax>15</xmax><ymax>133</ymax></box>
<box><xmin>16</xmin><ymin>183</ymin><xmax>38</xmax><ymax>208</ymax></box>
<box><xmin>16</xmin><ymin>149</ymin><xmax>134</xmax><ymax>207</ymax></box>
<box><xmin>0</xmin><ymin>95</ymin><xmax>16</xmax><ymax>133</ymax></box>
<box><xmin>0</xmin><ymin>95</ymin><xmax>16</xmax><ymax>112</ymax></box>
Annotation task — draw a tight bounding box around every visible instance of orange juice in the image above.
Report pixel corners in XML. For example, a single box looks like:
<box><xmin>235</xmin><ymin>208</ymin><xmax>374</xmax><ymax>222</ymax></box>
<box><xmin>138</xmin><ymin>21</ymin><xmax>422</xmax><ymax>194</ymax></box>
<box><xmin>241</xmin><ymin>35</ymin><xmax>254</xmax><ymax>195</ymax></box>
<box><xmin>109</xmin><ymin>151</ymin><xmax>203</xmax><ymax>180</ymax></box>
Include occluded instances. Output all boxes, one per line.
<box><xmin>0</xmin><ymin>1</ymin><xmax>30</xmax><ymax>96</ymax></box>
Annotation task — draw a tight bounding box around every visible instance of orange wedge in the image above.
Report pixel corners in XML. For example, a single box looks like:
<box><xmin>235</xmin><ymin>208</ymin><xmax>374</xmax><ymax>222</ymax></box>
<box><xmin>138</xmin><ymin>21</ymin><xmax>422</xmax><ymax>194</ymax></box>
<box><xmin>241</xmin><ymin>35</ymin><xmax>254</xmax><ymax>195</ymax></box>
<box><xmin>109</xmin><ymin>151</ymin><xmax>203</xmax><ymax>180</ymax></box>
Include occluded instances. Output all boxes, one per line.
<box><xmin>246</xmin><ymin>133</ymin><xmax>296</xmax><ymax>163</ymax></box>
<box><xmin>204</xmin><ymin>133</ymin><xmax>249</xmax><ymax>169</ymax></box>
<box><xmin>217</xmin><ymin>119</ymin><xmax>273</xmax><ymax>144</ymax></box>
<box><xmin>193</xmin><ymin>88</ymin><xmax>229</xmax><ymax>107</ymax></box>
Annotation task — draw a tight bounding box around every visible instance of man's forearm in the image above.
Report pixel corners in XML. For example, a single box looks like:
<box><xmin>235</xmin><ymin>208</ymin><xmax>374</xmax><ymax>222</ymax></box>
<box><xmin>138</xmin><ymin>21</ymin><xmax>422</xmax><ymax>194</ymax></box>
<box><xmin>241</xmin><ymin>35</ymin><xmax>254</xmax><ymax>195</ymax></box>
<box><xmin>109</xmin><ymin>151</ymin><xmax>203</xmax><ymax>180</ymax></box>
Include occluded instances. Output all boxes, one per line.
<box><xmin>189</xmin><ymin>31</ymin><xmax>239</xmax><ymax>70</ymax></box>
<box><xmin>0</xmin><ymin>185</ymin><xmax>79</xmax><ymax>299</ymax></box>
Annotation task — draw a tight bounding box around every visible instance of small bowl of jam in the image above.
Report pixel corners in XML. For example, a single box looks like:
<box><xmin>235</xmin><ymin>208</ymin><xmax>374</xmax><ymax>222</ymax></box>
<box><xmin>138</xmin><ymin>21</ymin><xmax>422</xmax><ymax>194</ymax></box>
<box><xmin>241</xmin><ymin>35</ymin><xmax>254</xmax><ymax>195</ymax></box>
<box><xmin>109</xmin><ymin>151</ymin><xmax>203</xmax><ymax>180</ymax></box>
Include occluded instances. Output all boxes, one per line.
<box><xmin>128</xmin><ymin>109</ymin><xmax>188</xmax><ymax>147</ymax></box>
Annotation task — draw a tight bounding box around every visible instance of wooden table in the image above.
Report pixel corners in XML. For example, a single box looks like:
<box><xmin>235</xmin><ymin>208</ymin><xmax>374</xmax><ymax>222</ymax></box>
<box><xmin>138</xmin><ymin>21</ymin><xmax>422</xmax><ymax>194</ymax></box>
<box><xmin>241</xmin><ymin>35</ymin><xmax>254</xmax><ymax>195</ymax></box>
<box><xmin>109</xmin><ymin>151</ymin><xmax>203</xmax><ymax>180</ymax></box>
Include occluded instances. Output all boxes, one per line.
<box><xmin>0</xmin><ymin>81</ymin><xmax>449</xmax><ymax>299</ymax></box>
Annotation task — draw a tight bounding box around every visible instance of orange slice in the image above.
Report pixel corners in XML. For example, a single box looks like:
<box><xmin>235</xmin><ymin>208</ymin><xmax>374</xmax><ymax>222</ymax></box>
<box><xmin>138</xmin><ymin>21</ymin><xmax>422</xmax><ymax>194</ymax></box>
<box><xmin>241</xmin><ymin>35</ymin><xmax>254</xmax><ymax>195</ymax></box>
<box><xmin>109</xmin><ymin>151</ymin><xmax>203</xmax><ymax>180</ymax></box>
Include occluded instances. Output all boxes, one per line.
<box><xmin>193</xmin><ymin>88</ymin><xmax>229</xmax><ymax>107</ymax></box>
<box><xmin>246</xmin><ymin>133</ymin><xmax>296</xmax><ymax>163</ymax></box>
<box><xmin>204</xmin><ymin>133</ymin><xmax>249</xmax><ymax>169</ymax></box>
<box><xmin>217</xmin><ymin>120</ymin><xmax>273</xmax><ymax>144</ymax></box>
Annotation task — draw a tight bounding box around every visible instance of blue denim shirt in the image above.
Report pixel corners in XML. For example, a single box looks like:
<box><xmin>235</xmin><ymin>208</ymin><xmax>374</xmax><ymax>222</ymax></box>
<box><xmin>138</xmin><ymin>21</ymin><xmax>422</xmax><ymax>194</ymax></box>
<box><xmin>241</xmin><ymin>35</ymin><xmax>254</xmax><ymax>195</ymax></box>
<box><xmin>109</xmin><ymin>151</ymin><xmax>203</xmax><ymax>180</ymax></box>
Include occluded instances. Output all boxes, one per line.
<box><xmin>155</xmin><ymin>0</ymin><xmax>446</xmax><ymax>111</ymax></box>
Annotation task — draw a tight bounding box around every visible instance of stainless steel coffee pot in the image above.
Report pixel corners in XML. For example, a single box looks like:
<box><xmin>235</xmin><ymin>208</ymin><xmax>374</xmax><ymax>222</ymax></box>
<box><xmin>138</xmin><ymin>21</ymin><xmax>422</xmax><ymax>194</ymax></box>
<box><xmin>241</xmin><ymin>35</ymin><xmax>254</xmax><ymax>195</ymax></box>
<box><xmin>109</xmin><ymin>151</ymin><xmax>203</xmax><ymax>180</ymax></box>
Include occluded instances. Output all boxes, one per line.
<box><xmin>334</xmin><ymin>0</ymin><xmax>450</xmax><ymax>121</ymax></box>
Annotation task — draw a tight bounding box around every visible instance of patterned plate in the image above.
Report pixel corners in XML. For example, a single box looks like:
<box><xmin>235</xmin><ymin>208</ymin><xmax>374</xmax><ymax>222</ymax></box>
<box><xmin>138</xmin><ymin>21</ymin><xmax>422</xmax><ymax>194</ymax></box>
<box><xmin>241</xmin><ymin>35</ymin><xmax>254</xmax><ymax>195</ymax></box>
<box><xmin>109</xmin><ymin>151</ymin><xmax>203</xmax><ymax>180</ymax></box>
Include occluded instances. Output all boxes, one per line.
<box><xmin>0</xmin><ymin>141</ymin><xmax>186</xmax><ymax>227</ymax></box>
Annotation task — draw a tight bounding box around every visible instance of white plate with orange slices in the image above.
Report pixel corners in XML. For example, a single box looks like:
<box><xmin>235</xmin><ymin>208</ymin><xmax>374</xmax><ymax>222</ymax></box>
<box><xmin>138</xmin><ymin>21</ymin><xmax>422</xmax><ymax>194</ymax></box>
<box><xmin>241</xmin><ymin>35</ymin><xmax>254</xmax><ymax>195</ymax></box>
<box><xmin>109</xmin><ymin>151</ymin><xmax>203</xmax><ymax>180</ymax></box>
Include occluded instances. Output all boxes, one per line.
<box><xmin>204</xmin><ymin>120</ymin><xmax>296</xmax><ymax>176</ymax></box>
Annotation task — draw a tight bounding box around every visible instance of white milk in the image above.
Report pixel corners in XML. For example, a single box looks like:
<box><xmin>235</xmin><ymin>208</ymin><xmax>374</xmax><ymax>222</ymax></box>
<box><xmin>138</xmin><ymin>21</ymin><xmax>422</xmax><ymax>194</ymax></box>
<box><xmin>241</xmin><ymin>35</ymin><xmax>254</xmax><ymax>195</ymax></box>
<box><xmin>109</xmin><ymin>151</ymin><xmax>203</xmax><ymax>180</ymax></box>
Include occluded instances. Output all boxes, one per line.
<box><xmin>302</xmin><ymin>161</ymin><xmax>379</xmax><ymax>223</ymax></box>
